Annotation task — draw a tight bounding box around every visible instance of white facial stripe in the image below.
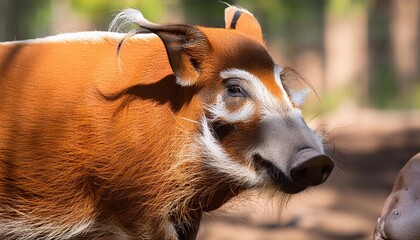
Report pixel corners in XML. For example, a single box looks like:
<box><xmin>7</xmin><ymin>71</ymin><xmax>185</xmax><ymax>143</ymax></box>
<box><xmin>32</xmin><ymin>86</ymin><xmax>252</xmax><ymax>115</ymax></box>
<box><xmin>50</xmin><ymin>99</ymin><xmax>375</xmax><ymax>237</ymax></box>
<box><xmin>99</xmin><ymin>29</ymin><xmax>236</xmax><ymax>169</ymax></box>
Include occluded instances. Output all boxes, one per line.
<box><xmin>227</xmin><ymin>102</ymin><xmax>255</xmax><ymax>122</ymax></box>
<box><xmin>220</xmin><ymin>68</ymin><xmax>300</xmax><ymax>117</ymax></box>
<box><xmin>208</xmin><ymin>95</ymin><xmax>255</xmax><ymax>123</ymax></box>
<box><xmin>198</xmin><ymin>116</ymin><xmax>259</xmax><ymax>185</ymax></box>
<box><xmin>0</xmin><ymin>32</ymin><xmax>157</xmax><ymax>45</ymax></box>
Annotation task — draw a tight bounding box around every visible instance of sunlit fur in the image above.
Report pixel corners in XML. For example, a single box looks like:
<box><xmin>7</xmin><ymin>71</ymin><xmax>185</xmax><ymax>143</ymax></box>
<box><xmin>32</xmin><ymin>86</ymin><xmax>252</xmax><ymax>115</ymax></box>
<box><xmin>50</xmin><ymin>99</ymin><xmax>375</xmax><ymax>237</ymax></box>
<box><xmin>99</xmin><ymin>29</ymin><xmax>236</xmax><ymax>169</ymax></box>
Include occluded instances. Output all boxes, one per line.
<box><xmin>0</xmin><ymin>7</ymin><xmax>327</xmax><ymax>240</ymax></box>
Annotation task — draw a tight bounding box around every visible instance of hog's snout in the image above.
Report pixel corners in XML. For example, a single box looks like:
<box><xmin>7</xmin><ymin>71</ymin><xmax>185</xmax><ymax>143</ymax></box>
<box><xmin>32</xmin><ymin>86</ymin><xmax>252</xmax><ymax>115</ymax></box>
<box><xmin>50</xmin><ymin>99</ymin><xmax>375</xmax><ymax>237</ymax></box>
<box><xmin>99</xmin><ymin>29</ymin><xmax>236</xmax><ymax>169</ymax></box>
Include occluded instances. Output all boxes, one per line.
<box><xmin>252</xmin><ymin>117</ymin><xmax>334</xmax><ymax>193</ymax></box>
<box><xmin>290</xmin><ymin>149</ymin><xmax>334</xmax><ymax>188</ymax></box>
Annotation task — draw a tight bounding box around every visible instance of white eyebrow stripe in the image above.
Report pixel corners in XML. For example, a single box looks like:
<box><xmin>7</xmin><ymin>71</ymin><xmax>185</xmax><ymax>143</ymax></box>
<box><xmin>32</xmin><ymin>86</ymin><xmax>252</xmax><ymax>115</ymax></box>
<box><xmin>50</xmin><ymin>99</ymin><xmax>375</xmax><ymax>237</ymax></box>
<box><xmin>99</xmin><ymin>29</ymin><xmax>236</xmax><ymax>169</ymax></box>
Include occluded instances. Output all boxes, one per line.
<box><xmin>220</xmin><ymin>68</ymin><xmax>296</xmax><ymax>116</ymax></box>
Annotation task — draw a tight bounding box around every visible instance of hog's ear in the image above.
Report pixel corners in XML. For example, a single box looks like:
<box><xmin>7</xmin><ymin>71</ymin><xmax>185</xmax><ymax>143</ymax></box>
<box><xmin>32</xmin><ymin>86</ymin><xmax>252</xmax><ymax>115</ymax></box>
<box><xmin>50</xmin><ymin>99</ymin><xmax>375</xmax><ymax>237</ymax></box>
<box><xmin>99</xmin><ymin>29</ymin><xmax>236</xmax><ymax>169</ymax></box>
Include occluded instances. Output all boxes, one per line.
<box><xmin>150</xmin><ymin>24</ymin><xmax>209</xmax><ymax>86</ymax></box>
<box><xmin>224</xmin><ymin>6</ymin><xmax>264</xmax><ymax>45</ymax></box>
<box><xmin>115</xmin><ymin>9</ymin><xmax>209</xmax><ymax>86</ymax></box>
<box><xmin>280</xmin><ymin>67</ymin><xmax>313</xmax><ymax>106</ymax></box>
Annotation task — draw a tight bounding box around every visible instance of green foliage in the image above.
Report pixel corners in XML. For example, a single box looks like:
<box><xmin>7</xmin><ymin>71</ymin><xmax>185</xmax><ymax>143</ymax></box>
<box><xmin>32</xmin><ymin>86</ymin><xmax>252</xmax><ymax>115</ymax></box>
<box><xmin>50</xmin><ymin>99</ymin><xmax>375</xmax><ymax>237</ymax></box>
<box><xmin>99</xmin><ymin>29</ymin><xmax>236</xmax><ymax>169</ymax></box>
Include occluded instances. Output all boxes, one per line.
<box><xmin>370</xmin><ymin>69</ymin><xmax>397</xmax><ymax>108</ymax></box>
<box><xmin>410</xmin><ymin>82</ymin><xmax>420</xmax><ymax>108</ymax></box>
<box><xmin>3</xmin><ymin>0</ymin><xmax>52</xmax><ymax>40</ymax></box>
<box><xmin>327</xmin><ymin>0</ymin><xmax>369</xmax><ymax>17</ymax></box>
<box><xmin>30</xmin><ymin>1</ymin><xmax>52</xmax><ymax>38</ymax></box>
<box><xmin>71</xmin><ymin>0</ymin><xmax>165</xmax><ymax>30</ymax></box>
<box><xmin>180</xmin><ymin>0</ymin><xmax>230</xmax><ymax>26</ymax></box>
<box><xmin>302</xmin><ymin>85</ymin><xmax>357</xmax><ymax>117</ymax></box>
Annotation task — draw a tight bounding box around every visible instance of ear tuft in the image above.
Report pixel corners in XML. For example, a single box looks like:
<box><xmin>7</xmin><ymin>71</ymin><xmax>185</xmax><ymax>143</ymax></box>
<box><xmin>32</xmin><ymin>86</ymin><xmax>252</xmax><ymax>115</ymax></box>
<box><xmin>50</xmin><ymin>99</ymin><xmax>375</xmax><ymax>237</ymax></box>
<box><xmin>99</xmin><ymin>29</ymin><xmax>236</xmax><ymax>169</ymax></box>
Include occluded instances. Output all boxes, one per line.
<box><xmin>280</xmin><ymin>67</ymin><xmax>317</xmax><ymax>106</ymax></box>
<box><xmin>110</xmin><ymin>9</ymin><xmax>209</xmax><ymax>86</ymax></box>
<box><xmin>109</xmin><ymin>9</ymin><xmax>151</xmax><ymax>32</ymax></box>
<box><xmin>289</xmin><ymin>88</ymin><xmax>310</xmax><ymax>106</ymax></box>
<box><xmin>224</xmin><ymin>6</ymin><xmax>264</xmax><ymax>45</ymax></box>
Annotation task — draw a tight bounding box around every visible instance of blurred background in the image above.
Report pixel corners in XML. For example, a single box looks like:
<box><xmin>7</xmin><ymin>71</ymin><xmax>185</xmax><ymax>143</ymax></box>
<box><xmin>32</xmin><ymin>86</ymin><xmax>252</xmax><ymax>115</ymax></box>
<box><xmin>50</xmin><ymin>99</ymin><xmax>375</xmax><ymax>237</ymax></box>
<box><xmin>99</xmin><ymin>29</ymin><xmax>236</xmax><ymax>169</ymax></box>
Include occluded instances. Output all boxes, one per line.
<box><xmin>0</xmin><ymin>0</ymin><xmax>419</xmax><ymax>239</ymax></box>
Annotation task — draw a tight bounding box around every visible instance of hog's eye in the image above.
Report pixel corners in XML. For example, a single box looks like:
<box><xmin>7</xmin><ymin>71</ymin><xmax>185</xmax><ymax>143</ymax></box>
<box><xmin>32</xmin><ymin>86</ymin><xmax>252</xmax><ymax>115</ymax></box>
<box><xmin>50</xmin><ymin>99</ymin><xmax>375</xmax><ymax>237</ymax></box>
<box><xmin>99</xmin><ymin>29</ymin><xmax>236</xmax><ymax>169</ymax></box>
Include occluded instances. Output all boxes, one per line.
<box><xmin>227</xmin><ymin>85</ymin><xmax>246</xmax><ymax>98</ymax></box>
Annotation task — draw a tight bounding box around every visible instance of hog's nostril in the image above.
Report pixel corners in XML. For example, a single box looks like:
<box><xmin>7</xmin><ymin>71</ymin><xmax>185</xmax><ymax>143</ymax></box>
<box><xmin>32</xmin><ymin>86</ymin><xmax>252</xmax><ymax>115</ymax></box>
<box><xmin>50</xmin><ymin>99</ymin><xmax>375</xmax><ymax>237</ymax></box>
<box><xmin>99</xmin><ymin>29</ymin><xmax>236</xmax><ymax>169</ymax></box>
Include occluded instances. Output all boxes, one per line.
<box><xmin>321</xmin><ymin>164</ymin><xmax>334</xmax><ymax>182</ymax></box>
<box><xmin>294</xmin><ymin>167</ymin><xmax>308</xmax><ymax>180</ymax></box>
<box><xmin>290</xmin><ymin>153</ymin><xmax>334</xmax><ymax>187</ymax></box>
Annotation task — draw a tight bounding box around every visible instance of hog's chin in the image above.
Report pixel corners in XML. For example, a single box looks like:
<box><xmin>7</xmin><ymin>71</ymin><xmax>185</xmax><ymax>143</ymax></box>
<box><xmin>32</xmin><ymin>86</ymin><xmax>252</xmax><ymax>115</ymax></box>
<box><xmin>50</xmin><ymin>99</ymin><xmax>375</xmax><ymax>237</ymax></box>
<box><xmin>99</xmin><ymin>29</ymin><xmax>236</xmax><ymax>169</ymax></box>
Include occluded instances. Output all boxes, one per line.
<box><xmin>280</xmin><ymin>183</ymin><xmax>307</xmax><ymax>194</ymax></box>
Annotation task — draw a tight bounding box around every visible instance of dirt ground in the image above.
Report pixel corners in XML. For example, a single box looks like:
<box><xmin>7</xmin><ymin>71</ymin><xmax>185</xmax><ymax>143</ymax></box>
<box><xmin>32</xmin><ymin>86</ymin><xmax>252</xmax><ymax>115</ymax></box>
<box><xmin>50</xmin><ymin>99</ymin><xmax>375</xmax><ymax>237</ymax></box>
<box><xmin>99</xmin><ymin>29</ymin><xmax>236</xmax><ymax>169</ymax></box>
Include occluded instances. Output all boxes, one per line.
<box><xmin>197</xmin><ymin>109</ymin><xmax>420</xmax><ymax>240</ymax></box>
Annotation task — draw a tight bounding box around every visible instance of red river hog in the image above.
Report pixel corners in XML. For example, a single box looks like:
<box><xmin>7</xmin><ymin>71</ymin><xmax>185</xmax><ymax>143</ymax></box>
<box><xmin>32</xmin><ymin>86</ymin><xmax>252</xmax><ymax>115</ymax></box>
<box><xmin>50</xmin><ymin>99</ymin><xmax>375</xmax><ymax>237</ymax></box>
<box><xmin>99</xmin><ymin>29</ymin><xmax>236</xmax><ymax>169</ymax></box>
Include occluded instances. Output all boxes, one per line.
<box><xmin>0</xmin><ymin>6</ymin><xmax>334</xmax><ymax>240</ymax></box>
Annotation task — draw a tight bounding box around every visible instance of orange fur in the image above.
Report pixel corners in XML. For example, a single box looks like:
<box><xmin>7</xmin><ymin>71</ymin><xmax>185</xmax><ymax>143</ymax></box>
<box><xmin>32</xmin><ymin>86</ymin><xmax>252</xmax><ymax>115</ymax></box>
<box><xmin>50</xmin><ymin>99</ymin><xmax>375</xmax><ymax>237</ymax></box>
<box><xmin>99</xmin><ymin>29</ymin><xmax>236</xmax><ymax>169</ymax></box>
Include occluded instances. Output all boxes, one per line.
<box><xmin>0</xmin><ymin>23</ymin><xmax>274</xmax><ymax>240</ymax></box>
<box><xmin>0</xmin><ymin>6</ymin><xmax>329</xmax><ymax>240</ymax></box>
